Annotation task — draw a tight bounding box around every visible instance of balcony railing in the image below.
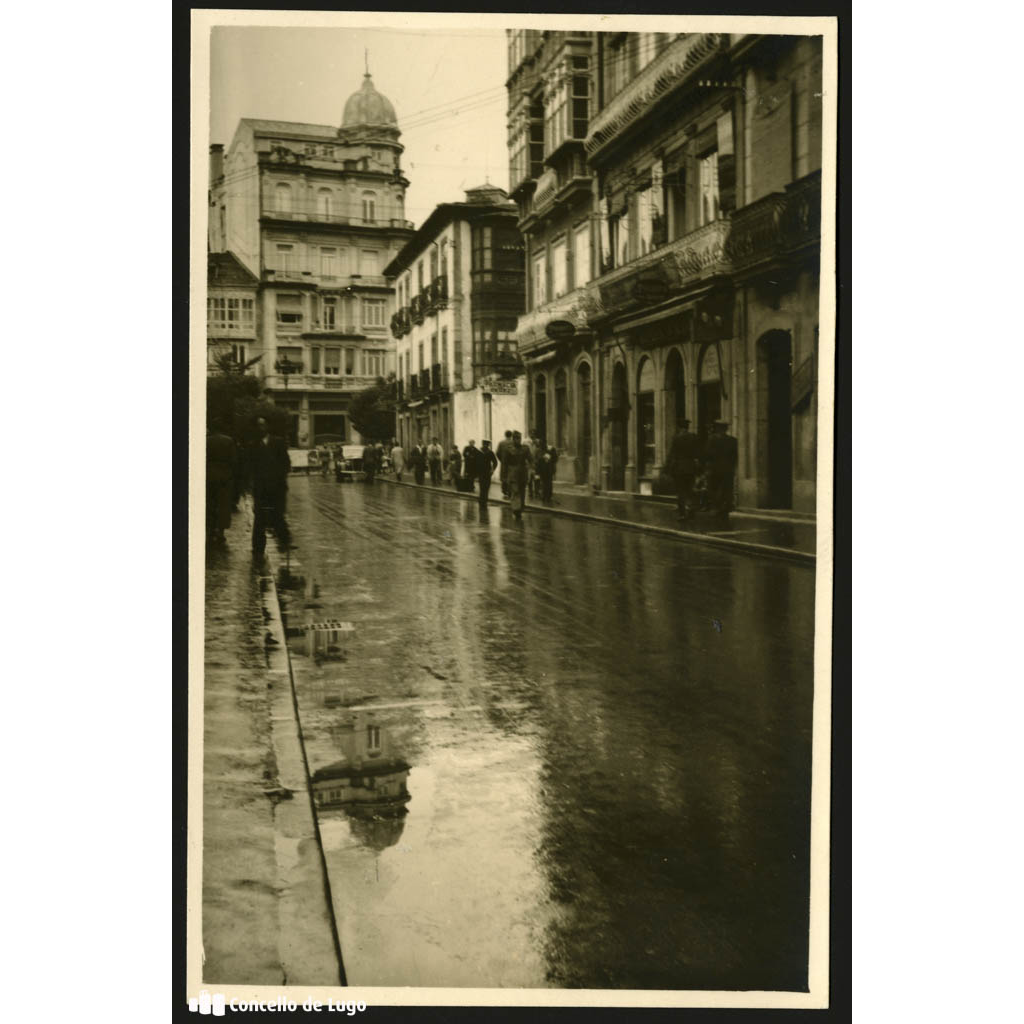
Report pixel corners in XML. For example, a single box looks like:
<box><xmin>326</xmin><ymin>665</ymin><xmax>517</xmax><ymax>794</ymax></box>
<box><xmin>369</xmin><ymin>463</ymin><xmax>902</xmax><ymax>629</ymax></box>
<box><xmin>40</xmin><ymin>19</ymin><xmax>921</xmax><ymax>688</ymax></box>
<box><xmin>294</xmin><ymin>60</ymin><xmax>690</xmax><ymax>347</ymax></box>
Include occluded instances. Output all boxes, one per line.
<box><xmin>725</xmin><ymin>171</ymin><xmax>821</xmax><ymax>274</ymax></box>
<box><xmin>260</xmin><ymin>205</ymin><xmax>415</xmax><ymax>230</ymax></box>
<box><xmin>307</xmin><ymin>321</ymin><xmax>362</xmax><ymax>336</ymax></box>
<box><xmin>207</xmin><ymin>319</ymin><xmax>255</xmax><ymax>335</ymax></box>
<box><xmin>391</xmin><ymin>307</ymin><xmax>411</xmax><ymax>338</ymax></box>
<box><xmin>585</xmin><ymin>34</ymin><xmax>723</xmax><ymax>160</ymax></box>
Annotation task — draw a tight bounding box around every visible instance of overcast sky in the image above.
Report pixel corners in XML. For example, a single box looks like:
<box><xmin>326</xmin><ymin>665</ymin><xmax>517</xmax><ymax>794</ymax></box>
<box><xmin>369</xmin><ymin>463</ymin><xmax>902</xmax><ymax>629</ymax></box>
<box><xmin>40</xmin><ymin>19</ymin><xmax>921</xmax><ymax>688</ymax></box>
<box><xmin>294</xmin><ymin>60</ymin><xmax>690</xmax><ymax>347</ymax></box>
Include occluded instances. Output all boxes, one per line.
<box><xmin>210</xmin><ymin>24</ymin><xmax>510</xmax><ymax>227</ymax></box>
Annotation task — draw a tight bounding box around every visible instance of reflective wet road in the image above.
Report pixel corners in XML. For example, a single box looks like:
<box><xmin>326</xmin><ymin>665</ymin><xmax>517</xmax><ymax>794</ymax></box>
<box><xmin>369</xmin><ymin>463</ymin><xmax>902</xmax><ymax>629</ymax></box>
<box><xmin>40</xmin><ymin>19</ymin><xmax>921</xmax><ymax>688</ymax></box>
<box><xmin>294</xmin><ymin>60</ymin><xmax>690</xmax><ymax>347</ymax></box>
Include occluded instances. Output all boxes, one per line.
<box><xmin>276</xmin><ymin>476</ymin><xmax>815</xmax><ymax>991</ymax></box>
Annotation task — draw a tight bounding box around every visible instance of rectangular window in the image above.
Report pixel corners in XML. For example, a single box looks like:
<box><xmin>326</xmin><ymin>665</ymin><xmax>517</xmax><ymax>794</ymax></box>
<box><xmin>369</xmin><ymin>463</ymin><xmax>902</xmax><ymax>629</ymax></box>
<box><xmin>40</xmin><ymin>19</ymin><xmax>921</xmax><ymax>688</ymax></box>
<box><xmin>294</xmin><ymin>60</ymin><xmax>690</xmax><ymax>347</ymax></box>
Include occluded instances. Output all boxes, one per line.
<box><xmin>571</xmin><ymin>70</ymin><xmax>589</xmax><ymax>140</ymax></box>
<box><xmin>418</xmin><ymin>342</ymin><xmax>424</xmax><ymax>371</ymax></box>
<box><xmin>324</xmin><ymin>348</ymin><xmax>341</xmax><ymax>375</ymax></box>
<box><xmin>275</xmin><ymin>243</ymin><xmax>297</xmax><ymax>272</ymax></box>
<box><xmin>345</xmin><ymin>348</ymin><xmax>356</xmax><ymax>375</ymax></box>
<box><xmin>359</xmin><ymin>250</ymin><xmax>379</xmax><ymax>277</ymax></box>
<box><xmin>310</xmin><ymin>347</ymin><xmax>321</xmax><ymax>374</ymax></box>
<box><xmin>364</xmin><ymin>349</ymin><xmax>386</xmax><ymax>377</ymax></box>
<box><xmin>533</xmin><ymin>251</ymin><xmax>547</xmax><ymax>307</ymax></box>
<box><xmin>361</xmin><ymin>298</ymin><xmax>386</xmax><ymax>327</ymax></box>
<box><xmin>230</xmin><ymin>343</ymin><xmax>246</xmax><ymax>366</ymax></box>
<box><xmin>573</xmin><ymin>222</ymin><xmax>591</xmax><ymax>288</ymax></box>
<box><xmin>431</xmin><ymin>333</ymin><xmax>439</xmax><ymax>365</ymax></box>
<box><xmin>472</xmin><ymin>225</ymin><xmax>492</xmax><ymax>270</ymax></box>
<box><xmin>276</xmin><ymin>293</ymin><xmax>303</xmax><ymax>328</ymax></box>
<box><xmin>320</xmin><ymin>247</ymin><xmax>337</xmax><ymax>278</ymax></box>
<box><xmin>322</xmin><ymin>297</ymin><xmax>336</xmax><ymax>329</ymax></box>
<box><xmin>441</xmin><ymin>327</ymin><xmax>449</xmax><ymax>384</ymax></box>
<box><xmin>551</xmin><ymin>236</ymin><xmax>567</xmax><ymax>299</ymax></box>
<box><xmin>276</xmin><ymin>346</ymin><xmax>303</xmax><ymax>372</ymax></box>
<box><xmin>699</xmin><ymin>149</ymin><xmax>720</xmax><ymax>226</ymax></box>
<box><xmin>637</xmin><ymin>186</ymin><xmax>654</xmax><ymax>256</ymax></box>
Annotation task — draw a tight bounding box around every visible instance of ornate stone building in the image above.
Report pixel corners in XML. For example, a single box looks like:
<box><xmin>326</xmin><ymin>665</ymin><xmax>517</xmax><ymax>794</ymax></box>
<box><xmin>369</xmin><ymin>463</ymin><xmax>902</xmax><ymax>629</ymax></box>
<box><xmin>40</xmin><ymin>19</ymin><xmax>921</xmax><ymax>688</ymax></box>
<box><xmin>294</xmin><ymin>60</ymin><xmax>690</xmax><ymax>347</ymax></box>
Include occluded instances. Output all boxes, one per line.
<box><xmin>507</xmin><ymin>31</ymin><xmax>823</xmax><ymax>510</ymax></box>
<box><xmin>208</xmin><ymin>73</ymin><xmax>415</xmax><ymax>446</ymax></box>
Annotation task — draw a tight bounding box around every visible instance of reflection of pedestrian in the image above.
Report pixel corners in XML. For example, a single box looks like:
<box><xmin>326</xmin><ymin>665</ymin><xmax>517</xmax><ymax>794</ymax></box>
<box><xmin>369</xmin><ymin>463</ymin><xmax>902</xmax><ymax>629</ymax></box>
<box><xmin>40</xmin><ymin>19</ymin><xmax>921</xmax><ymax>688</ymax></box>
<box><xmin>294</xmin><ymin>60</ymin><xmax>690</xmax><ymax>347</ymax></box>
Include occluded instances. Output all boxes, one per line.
<box><xmin>390</xmin><ymin>442</ymin><xmax>406</xmax><ymax>482</ymax></box>
<box><xmin>249</xmin><ymin>416</ymin><xmax>291</xmax><ymax>556</ymax></box>
<box><xmin>496</xmin><ymin>430</ymin><xmax>513</xmax><ymax>497</ymax></box>
<box><xmin>206</xmin><ymin>420</ymin><xmax>236</xmax><ymax>544</ymax></box>
<box><xmin>362</xmin><ymin>442</ymin><xmax>378</xmax><ymax>483</ymax></box>
<box><xmin>666</xmin><ymin>418</ymin><xmax>701</xmax><ymax>520</ymax></box>
<box><xmin>447</xmin><ymin>444</ymin><xmax>462</xmax><ymax>488</ymax></box>
<box><xmin>504</xmin><ymin>431</ymin><xmax>533</xmax><ymax>520</ymax></box>
<box><xmin>427</xmin><ymin>437</ymin><xmax>443</xmax><ymax>486</ymax></box>
<box><xmin>476</xmin><ymin>440</ymin><xmax>497</xmax><ymax>507</ymax></box>
<box><xmin>704</xmin><ymin>420</ymin><xmax>738</xmax><ymax>517</ymax></box>
<box><xmin>410</xmin><ymin>443</ymin><xmax>426</xmax><ymax>485</ymax></box>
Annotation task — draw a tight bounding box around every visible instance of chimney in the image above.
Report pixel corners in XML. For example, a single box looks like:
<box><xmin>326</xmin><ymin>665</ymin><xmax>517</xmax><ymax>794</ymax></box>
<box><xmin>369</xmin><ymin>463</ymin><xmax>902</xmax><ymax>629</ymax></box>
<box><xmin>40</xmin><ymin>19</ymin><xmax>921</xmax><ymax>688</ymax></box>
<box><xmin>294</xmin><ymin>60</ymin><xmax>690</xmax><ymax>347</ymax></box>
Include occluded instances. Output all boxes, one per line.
<box><xmin>209</xmin><ymin>144</ymin><xmax>224</xmax><ymax>186</ymax></box>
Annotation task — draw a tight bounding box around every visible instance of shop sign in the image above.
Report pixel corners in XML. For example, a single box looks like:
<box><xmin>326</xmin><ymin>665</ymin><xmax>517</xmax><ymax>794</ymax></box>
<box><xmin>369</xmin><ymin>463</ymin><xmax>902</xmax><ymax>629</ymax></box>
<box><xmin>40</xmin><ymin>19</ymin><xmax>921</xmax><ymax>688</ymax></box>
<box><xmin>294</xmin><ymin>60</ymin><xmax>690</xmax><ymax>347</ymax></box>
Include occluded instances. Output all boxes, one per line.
<box><xmin>481</xmin><ymin>376</ymin><xmax>518</xmax><ymax>396</ymax></box>
<box><xmin>632</xmin><ymin>273</ymin><xmax>670</xmax><ymax>304</ymax></box>
<box><xmin>546</xmin><ymin>320</ymin><xmax>576</xmax><ymax>340</ymax></box>
<box><xmin>699</xmin><ymin>344</ymin><xmax>721</xmax><ymax>383</ymax></box>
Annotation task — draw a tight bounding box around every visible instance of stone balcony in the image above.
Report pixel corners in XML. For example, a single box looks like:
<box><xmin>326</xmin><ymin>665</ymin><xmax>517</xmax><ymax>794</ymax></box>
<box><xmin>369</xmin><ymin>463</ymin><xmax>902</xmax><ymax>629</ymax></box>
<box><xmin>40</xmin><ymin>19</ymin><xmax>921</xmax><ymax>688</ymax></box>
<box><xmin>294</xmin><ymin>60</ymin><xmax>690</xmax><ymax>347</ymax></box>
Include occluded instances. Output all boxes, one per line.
<box><xmin>263</xmin><ymin>373</ymin><xmax>380</xmax><ymax>391</ymax></box>
<box><xmin>585</xmin><ymin>34</ymin><xmax>724</xmax><ymax>162</ymax></box>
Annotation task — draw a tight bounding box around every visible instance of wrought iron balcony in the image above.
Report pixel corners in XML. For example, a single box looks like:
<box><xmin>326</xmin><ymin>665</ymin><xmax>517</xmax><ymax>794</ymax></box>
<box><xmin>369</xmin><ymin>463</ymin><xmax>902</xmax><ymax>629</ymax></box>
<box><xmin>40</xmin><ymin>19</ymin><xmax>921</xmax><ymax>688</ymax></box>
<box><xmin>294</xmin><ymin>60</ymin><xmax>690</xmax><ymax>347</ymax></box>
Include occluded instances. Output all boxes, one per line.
<box><xmin>418</xmin><ymin>368</ymin><xmax>430</xmax><ymax>392</ymax></box>
<box><xmin>390</xmin><ymin>307</ymin><xmax>411</xmax><ymax>338</ymax></box>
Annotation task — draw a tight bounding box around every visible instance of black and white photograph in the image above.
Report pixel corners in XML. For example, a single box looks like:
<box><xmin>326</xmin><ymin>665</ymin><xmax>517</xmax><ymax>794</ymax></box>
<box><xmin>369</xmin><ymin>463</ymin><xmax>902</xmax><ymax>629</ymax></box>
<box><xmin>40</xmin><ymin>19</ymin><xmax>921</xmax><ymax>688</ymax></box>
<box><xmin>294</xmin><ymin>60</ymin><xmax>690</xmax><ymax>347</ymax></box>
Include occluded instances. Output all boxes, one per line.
<box><xmin>190</xmin><ymin>9</ymin><xmax>837</xmax><ymax>1010</ymax></box>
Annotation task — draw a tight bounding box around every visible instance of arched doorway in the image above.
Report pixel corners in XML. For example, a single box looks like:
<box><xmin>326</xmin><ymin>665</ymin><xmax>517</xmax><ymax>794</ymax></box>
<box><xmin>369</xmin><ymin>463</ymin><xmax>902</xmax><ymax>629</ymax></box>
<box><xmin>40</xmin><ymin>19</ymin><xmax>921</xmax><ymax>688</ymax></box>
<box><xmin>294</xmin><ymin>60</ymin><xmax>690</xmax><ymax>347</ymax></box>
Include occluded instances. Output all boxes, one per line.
<box><xmin>534</xmin><ymin>374</ymin><xmax>547</xmax><ymax>443</ymax></box>
<box><xmin>637</xmin><ymin>356</ymin><xmax>656</xmax><ymax>477</ymax></box>
<box><xmin>758</xmin><ymin>330</ymin><xmax>793</xmax><ymax>508</ymax></box>
<box><xmin>697</xmin><ymin>343</ymin><xmax>723</xmax><ymax>446</ymax></box>
<box><xmin>609</xmin><ymin>362</ymin><xmax>628</xmax><ymax>490</ymax></box>
<box><xmin>554</xmin><ymin>368</ymin><xmax>568</xmax><ymax>450</ymax></box>
<box><xmin>664</xmin><ymin>347</ymin><xmax>686</xmax><ymax>445</ymax></box>
<box><xmin>576</xmin><ymin>362</ymin><xmax>592</xmax><ymax>484</ymax></box>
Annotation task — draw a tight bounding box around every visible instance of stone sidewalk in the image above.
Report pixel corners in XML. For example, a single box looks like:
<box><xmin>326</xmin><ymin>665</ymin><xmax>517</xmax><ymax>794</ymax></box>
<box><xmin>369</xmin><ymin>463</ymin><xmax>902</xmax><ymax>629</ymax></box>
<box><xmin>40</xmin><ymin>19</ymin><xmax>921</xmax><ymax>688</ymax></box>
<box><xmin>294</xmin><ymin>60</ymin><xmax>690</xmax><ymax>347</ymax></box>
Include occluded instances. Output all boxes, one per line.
<box><xmin>201</xmin><ymin>503</ymin><xmax>344</xmax><ymax>986</ymax></box>
<box><xmin>373</xmin><ymin>474</ymin><xmax>816</xmax><ymax>564</ymax></box>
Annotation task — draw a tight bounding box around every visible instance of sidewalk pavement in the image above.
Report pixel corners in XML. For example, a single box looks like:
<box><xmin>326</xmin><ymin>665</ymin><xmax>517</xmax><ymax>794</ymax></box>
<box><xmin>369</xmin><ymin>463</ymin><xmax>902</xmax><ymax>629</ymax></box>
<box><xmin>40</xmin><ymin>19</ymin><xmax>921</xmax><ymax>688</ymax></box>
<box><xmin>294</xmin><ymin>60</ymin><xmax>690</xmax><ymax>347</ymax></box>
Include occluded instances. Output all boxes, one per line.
<box><xmin>377</xmin><ymin>475</ymin><xmax>816</xmax><ymax>564</ymax></box>
<box><xmin>201</xmin><ymin>502</ymin><xmax>343</xmax><ymax>986</ymax></box>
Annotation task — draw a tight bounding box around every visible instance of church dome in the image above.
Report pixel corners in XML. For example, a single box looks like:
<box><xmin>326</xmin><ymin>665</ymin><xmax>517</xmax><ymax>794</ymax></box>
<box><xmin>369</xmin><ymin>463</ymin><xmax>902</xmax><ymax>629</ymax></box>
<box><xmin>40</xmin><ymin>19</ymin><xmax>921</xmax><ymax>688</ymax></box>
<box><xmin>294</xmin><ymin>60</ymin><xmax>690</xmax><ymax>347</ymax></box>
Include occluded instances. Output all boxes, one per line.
<box><xmin>343</xmin><ymin>73</ymin><xmax>397</xmax><ymax>127</ymax></box>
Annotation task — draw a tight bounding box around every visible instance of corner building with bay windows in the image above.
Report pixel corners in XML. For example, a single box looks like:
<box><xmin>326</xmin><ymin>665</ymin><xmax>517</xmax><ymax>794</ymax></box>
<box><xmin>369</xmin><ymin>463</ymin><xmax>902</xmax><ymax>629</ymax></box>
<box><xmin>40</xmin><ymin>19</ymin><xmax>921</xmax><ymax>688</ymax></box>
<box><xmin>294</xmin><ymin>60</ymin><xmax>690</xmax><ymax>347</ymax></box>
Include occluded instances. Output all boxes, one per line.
<box><xmin>507</xmin><ymin>30</ymin><xmax>823</xmax><ymax>510</ymax></box>
<box><xmin>208</xmin><ymin>73</ymin><xmax>415</xmax><ymax>446</ymax></box>
<box><xmin>386</xmin><ymin>185</ymin><xmax>526</xmax><ymax>453</ymax></box>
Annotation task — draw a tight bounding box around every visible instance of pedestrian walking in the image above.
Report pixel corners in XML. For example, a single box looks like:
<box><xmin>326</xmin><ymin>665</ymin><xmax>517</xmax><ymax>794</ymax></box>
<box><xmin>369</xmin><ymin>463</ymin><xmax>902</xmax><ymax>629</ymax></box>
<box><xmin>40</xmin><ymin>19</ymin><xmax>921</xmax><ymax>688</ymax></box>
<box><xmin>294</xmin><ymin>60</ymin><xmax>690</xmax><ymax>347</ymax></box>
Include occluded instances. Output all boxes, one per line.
<box><xmin>476</xmin><ymin>439</ymin><xmax>498</xmax><ymax>508</ymax></box>
<box><xmin>504</xmin><ymin>430</ymin><xmax>533</xmax><ymax>521</ymax></box>
<box><xmin>410</xmin><ymin>442</ymin><xmax>426</xmax><ymax>485</ymax></box>
<box><xmin>206</xmin><ymin>418</ymin><xmax>236</xmax><ymax>545</ymax></box>
<box><xmin>496</xmin><ymin>430</ymin><xmax>513</xmax><ymax>498</ymax></box>
<box><xmin>704</xmin><ymin>420</ymin><xmax>738</xmax><ymax>518</ymax></box>
<box><xmin>248</xmin><ymin>416</ymin><xmax>291</xmax><ymax>557</ymax></box>
<box><xmin>427</xmin><ymin>437</ymin><xmax>443</xmax><ymax>486</ymax></box>
<box><xmin>447</xmin><ymin>444</ymin><xmax>463</xmax><ymax>488</ymax></box>
<box><xmin>390</xmin><ymin>441</ymin><xmax>406</xmax><ymax>482</ymax></box>
<box><xmin>535</xmin><ymin>443</ymin><xmax>557</xmax><ymax>505</ymax></box>
<box><xmin>666</xmin><ymin>418</ymin><xmax>701</xmax><ymax>521</ymax></box>
<box><xmin>462</xmin><ymin>440</ymin><xmax>479</xmax><ymax>492</ymax></box>
<box><xmin>362</xmin><ymin>441</ymin><xmax>378</xmax><ymax>483</ymax></box>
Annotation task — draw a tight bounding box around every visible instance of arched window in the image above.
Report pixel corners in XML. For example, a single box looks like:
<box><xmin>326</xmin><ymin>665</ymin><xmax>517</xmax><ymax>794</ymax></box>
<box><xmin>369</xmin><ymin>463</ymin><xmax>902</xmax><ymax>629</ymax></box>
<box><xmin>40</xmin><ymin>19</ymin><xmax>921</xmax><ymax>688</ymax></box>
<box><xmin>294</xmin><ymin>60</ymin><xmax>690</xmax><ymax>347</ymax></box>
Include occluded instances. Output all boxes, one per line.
<box><xmin>362</xmin><ymin>191</ymin><xmax>377</xmax><ymax>223</ymax></box>
<box><xmin>317</xmin><ymin>189</ymin><xmax>332</xmax><ymax>219</ymax></box>
<box><xmin>275</xmin><ymin>182</ymin><xmax>292</xmax><ymax>214</ymax></box>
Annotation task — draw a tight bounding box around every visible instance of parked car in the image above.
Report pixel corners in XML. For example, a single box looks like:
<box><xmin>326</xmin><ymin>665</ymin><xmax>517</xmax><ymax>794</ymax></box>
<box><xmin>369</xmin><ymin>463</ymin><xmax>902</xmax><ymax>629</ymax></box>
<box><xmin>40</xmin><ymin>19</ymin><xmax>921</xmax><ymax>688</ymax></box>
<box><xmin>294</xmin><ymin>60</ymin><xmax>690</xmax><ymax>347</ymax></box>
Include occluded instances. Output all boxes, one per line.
<box><xmin>334</xmin><ymin>444</ymin><xmax>366</xmax><ymax>482</ymax></box>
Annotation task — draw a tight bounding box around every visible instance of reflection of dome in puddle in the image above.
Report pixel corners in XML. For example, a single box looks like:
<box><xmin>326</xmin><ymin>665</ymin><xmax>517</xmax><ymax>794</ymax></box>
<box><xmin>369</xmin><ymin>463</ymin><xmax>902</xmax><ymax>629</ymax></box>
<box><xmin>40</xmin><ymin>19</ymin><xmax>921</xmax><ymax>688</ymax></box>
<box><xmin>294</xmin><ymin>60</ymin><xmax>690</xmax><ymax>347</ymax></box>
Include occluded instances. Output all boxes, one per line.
<box><xmin>346</xmin><ymin>808</ymin><xmax>407</xmax><ymax>851</ymax></box>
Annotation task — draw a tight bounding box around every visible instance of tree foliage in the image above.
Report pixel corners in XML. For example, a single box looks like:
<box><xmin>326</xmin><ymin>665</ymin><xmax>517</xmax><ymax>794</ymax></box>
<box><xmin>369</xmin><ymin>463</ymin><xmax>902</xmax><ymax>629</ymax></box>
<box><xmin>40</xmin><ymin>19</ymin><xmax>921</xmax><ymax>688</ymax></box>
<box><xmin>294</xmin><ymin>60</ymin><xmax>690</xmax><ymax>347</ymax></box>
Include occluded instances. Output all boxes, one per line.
<box><xmin>206</xmin><ymin>355</ymin><xmax>288</xmax><ymax>444</ymax></box>
<box><xmin>348</xmin><ymin>373</ymin><xmax>397</xmax><ymax>443</ymax></box>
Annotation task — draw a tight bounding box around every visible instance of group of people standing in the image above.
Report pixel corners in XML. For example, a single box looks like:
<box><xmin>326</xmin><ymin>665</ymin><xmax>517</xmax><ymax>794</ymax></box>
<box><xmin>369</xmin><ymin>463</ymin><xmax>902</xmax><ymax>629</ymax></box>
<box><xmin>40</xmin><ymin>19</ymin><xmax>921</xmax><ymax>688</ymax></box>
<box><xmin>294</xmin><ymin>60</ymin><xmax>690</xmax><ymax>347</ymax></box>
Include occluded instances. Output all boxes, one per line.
<box><xmin>388</xmin><ymin>432</ymin><xmax>559</xmax><ymax>520</ymax></box>
<box><xmin>664</xmin><ymin>419</ymin><xmax>739</xmax><ymax>521</ymax></box>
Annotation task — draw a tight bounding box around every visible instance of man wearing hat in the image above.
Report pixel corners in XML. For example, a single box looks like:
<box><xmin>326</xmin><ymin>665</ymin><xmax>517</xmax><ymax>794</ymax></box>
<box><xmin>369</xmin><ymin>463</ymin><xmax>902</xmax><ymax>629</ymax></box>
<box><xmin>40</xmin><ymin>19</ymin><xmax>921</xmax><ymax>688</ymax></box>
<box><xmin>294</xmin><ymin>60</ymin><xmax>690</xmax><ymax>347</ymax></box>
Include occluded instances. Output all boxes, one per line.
<box><xmin>476</xmin><ymin>440</ymin><xmax>498</xmax><ymax>508</ymax></box>
<box><xmin>665</xmin><ymin>418</ymin><xmax>701</xmax><ymax>521</ymax></box>
<box><xmin>704</xmin><ymin>420</ymin><xmax>738</xmax><ymax>518</ymax></box>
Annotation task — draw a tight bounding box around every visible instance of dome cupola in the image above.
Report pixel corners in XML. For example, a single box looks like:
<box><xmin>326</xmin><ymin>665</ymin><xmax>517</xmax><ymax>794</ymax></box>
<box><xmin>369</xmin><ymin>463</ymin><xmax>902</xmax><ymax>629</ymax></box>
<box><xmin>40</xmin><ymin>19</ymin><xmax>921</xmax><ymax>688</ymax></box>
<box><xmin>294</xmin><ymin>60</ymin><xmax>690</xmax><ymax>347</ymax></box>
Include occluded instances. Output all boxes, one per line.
<box><xmin>343</xmin><ymin>73</ymin><xmax>397</xmax><ymax>128</ymax></box>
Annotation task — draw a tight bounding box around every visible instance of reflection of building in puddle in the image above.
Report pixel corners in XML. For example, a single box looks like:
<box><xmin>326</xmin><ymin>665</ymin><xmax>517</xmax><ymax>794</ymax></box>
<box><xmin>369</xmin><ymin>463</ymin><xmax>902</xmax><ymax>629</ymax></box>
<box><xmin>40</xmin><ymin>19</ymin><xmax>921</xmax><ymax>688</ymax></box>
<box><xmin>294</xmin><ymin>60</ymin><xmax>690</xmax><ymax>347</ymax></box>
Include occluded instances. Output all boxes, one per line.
<box><xmin>310</xmin><ymin>712</ymin><xmax>411</xmax><ymax>851</ymax></box>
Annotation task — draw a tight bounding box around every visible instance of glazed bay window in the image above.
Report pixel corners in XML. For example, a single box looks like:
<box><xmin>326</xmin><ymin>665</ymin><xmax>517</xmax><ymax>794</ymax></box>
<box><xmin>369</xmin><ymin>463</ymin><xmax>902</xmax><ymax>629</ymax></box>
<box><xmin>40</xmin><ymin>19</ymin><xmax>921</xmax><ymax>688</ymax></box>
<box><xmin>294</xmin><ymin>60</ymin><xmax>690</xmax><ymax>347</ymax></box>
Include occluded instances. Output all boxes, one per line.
<box><xmin>551</xmin><ymin>236</ymin><xmax>568</xmax><ymax>298</ymax></box>
<box><xmin>362</xmin><ymin>298</ymin><xmax>386</xmax><ymax>327</ymax></box>
<box><xmin>276</xmin><ymin>293</ymin><xmax>303</xmax><ymax>329</ymax></box>
<box><xmin>533</xmin><ymin>250</ymin><xmax>548</xmax><ymax>307</ymax></box>
<box><xmin>324</xmin><ymin>347</ymin><xmax>341</xmax><ymax>375</ymax></box>
<box><xmin>472</xmin><ymin>225</ymin><xmax>492</xmax><ymax>270</ymax></box>
<box><xmin>571</xmin><ymin>58</ymin><xmax>590</xmax><ymax>141</ymax></box>
<box><xmin>529</xmin><ymin>98</ymin><xmax>545</xmax><ymax>177</ymax></box>
<box><xmin>207</xmin><ymin>296</ymin><xmax>254</xmax><ymax>331</ymax></box>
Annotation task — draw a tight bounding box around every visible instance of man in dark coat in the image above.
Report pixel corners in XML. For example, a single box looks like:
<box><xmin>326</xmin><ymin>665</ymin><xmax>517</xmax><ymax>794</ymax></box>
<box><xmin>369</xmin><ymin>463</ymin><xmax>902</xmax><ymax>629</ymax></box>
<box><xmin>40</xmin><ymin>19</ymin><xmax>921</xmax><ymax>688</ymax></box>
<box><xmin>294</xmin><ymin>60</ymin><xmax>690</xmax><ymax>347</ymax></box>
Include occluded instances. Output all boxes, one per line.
<box><xmin>410</xmin><ymin>443</ymin><xmax>426</xmax><ymax>485</ymax></box>
<box><xmin>248</xmin><ymin>416</ymin><xmax>291</xmax><ymax>556</ymax></box>
<box><xmin>476</xmin><ymin>440</ymin><xmax>498</xmax><ymax>507</ymax></box>
<box><xmin>427</xmin><ymin>437</ymin><xmax>443</xmax><ymax>486</ymax></box>
<box><xmin>704</xmin><ymin>420</ymin><xmax>738</xmax><ymax>518</ymax></box>
<box><xmin>206</xmin><ymin>419</ymin><xmax>236</xmax><ymax>544</ymax></box>
<box><xmin>666</xmin><ymin>418</ymin><xmax>701</xmax><ymax>521</ymax></box>
<box><xmin>462</xmin><ymin>440</ymin><xmax>479</xmax><ymax>491</ymax></box>
<box><xmin>362</xmin><ymin>441</ymin><xmax>378</xmax><ymax>483</ymax></box>
<box><xmin>495</xmin><ymin>430</ymin><xmax>513</xmax><ymax>497</ymax></box>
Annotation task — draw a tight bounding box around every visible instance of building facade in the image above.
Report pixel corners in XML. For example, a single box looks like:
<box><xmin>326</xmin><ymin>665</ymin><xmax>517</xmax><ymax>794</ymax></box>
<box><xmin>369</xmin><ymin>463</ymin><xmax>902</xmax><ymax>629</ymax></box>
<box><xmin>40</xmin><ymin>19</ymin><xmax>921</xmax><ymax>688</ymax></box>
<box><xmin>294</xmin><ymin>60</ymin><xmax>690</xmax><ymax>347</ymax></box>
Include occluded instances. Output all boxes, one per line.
<box><xmin>206</xmin><ymin>252</ymin><xmax>260</xmax><ymax>374</ymax></box>
<box><xmin>208</xmin><ymin>73</ymin><xmax>415</xmax><ymax>446</ymax></box>
<box><xmin>507</xmin><ymin>31</ymin><xmax>823</xmax><ymax>510</ymax></box>
<box><xmin>386</xmin><ymin>185</ymin><xmax>526</xmax><ymax>452</ymax></box>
